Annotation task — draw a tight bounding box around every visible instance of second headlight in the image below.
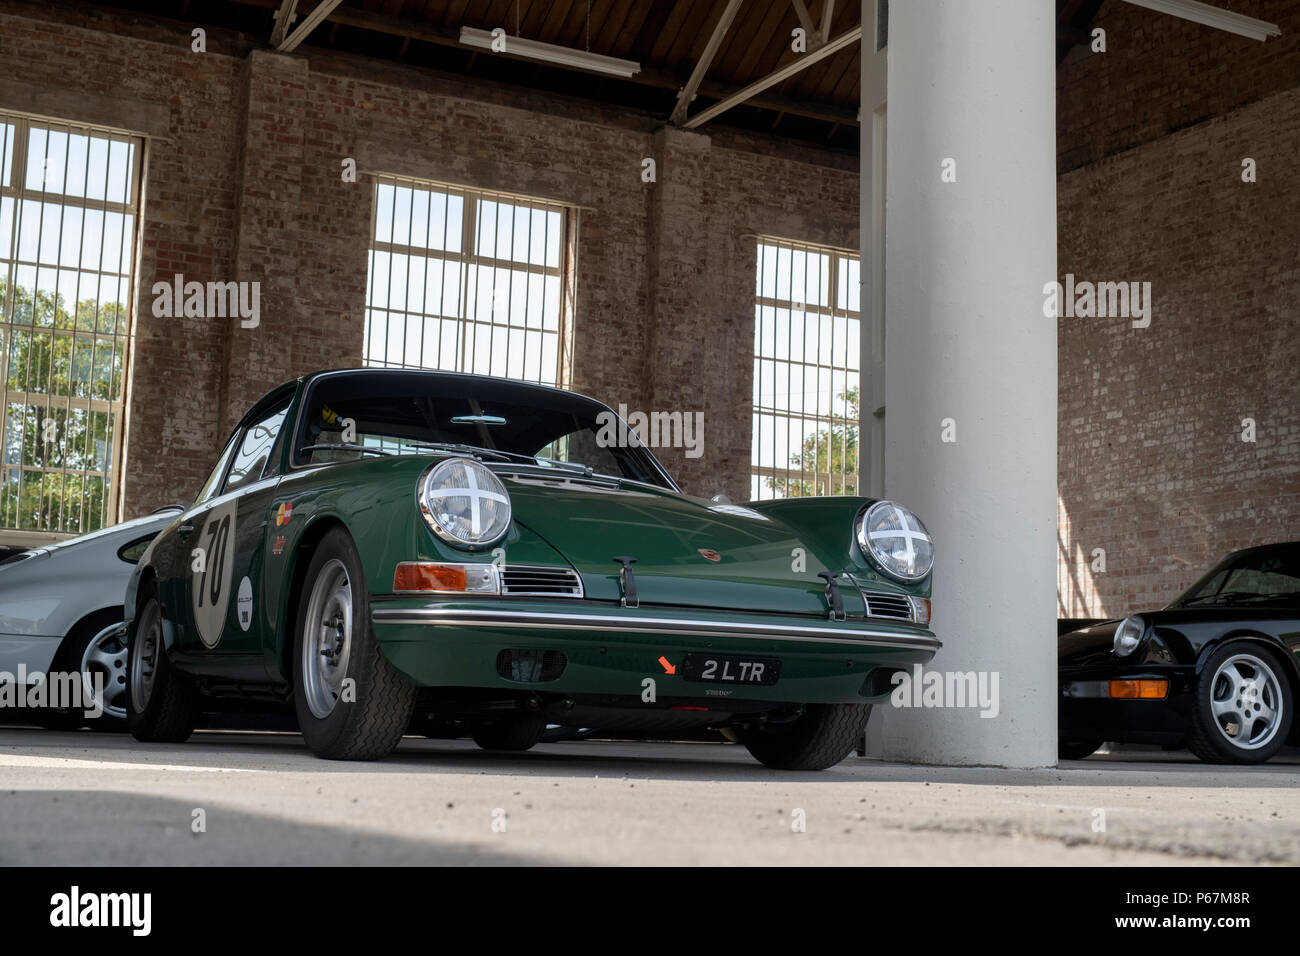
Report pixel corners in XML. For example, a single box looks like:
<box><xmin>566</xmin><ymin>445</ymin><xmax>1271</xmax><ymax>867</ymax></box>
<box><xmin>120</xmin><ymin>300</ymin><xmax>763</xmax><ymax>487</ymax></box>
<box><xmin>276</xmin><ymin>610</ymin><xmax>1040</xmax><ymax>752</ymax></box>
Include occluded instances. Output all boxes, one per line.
<box><xmin>856</xmin><ymin>499</ymin><xmax>934</xmax><ymax>581</ymax></box>
<box><xmin>417</xmin><ymin>457</ymin><xmax>512</xmax><ymax>549</ymax></box>
<box><xmin>1113</xmin><ymin>615</ymin><xmax>1145</xmax><ymax>657</ymax></box>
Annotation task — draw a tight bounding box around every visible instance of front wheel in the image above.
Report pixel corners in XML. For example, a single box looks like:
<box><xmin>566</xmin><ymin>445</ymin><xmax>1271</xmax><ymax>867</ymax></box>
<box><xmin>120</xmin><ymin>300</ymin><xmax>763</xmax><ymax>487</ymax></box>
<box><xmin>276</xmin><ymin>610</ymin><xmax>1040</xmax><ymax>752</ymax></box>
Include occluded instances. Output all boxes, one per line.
<box><xmin>1187</xmin><ymin>643</ymin><xmax>1293</xmax><ymax>764</ymax></box>
<box><xmin>293</xmin><ymin>527</ymin><xmax>416</xmax><ymax>760</ymax></box>
<box><xmin>1058</xmin><ymin>739</ymin><xmax>1103</xmax><ymax>760</ymax></box>
<box><xmin>27</xmin><ymin>611</ymin><xmax>129</xmax><ymax>731</ymax></box>
<box><xmin>740</xmin><ymin>704</ymin><xmax>870</xmax><ymax>771</ymax></box>
<box><xmin>127</xmin><ymin>583</ymin><xmax>200</xmax><ymax>743</ymax></box>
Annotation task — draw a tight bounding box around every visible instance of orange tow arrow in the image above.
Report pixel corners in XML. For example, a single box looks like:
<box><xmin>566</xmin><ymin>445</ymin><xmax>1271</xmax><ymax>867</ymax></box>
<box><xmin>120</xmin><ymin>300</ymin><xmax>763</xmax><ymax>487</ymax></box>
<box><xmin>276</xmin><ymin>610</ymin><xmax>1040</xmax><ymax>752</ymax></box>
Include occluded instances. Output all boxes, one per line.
<box><xmin>658</xmin><ymin>655</ymin><xmax>676</xmax><ymax>675</ymax></box>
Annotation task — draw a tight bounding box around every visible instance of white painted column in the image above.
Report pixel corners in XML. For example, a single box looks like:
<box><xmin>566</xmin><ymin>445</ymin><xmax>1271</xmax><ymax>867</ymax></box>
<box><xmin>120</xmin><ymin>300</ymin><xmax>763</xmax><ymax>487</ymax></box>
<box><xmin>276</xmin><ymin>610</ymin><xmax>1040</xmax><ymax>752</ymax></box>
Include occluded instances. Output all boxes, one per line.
<box><xmin>877</xmin><ymin>0</ymin><xmax>1058</xmax><ymax>767</ymax></box>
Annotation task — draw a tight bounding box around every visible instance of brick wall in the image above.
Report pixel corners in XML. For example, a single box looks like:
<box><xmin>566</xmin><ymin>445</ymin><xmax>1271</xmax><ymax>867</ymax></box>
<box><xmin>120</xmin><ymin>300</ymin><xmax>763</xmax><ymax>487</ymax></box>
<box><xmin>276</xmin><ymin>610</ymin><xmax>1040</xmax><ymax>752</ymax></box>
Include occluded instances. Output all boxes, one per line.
<box><xmin>1057</xmin><ymin>1</ymin><xmax>1300</xmax><ymax>614</ymax></box>
<box><xmin>0</xmin><ymin>0</ymin><xmax>858</xmax><ymax>535</ymax></box>
<box><xmin>1057</xmin><ymin>0</ymin><xmax>1300</xmax><ymax>173</ymax></box>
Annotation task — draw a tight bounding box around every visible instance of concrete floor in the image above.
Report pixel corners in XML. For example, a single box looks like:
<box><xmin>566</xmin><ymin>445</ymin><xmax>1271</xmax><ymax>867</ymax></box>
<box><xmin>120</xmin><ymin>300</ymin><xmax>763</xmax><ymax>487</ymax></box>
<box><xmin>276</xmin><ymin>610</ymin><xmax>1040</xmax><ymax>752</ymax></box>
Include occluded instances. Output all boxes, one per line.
<box><xmin>0</xmin><ymin>725</ymin><xmax>1296</xmax><ymax>866</ymax></box>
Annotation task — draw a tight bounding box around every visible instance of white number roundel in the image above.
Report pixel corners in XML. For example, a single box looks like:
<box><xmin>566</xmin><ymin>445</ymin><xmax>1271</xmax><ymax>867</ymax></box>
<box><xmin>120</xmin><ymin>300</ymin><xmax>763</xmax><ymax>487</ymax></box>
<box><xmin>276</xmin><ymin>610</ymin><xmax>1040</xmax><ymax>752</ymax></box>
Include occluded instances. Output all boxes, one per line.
<box><xmin>191</xmin><ymin>500</ymin><xmax>238</xmax><ymax>648</ymax></box>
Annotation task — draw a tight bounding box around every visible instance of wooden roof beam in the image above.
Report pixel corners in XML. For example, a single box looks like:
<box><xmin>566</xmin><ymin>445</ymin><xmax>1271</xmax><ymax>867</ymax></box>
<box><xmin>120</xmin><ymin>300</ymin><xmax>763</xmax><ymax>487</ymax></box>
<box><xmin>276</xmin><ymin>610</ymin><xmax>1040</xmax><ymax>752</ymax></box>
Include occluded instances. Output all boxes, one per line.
<box><xmin>670</xmin><ymin>0</ymin><xmax>745</xmax><ymax>125</ymax></box>
<box><xmin>683</xmin><ymin>26</ymin><xmax>861</xmax><ymax>129</ymax></box>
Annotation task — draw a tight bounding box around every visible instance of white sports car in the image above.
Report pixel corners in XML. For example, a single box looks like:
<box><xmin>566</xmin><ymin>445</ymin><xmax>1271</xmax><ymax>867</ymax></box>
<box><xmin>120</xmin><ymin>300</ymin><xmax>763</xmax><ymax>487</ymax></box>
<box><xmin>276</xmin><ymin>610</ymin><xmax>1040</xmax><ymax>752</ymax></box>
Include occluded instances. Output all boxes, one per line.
<box><xmin>0</xmin><ymin>507</ymin><xmax>181</xmax><ymax>729</ymax></box>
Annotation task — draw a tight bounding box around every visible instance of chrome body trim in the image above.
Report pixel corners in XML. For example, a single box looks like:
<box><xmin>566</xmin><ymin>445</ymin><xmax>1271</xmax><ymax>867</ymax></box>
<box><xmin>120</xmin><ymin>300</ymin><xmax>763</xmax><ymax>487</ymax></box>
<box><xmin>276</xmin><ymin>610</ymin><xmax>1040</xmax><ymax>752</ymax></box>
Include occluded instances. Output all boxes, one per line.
<box><xmin>371</xmin><ymin>606</ymin><xmax>941</xmax><ymax>650</ymax></box>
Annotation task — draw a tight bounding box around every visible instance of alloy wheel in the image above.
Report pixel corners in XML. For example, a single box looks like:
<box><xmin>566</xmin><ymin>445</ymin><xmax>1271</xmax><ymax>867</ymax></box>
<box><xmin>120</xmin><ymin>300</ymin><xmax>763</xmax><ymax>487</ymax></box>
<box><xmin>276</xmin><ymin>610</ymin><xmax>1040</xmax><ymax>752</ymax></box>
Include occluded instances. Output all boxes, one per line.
<box><xmin>129</xmin><ymin>601</ymin><xmax>161</xmax><ymax>713</ymax></box>
<box><xmin>80</xmin><ymin>622</ymin><xmax>129</xmax><ymax>721</ymax></box>
<box><xmin>301</xmin><ymin>558</ymin><xmax>354</xmax><ymax>719</ymax></box>
<box><xmin>1209</xmin><ymin>652</ymin><xmax>1285</xmax><ymax>751</ymax></box>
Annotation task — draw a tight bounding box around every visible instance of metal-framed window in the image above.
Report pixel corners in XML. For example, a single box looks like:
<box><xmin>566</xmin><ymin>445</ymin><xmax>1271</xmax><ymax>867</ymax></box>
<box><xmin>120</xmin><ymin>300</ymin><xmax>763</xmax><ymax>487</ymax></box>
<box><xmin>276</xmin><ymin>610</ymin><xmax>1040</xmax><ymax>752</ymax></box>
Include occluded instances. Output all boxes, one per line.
<box><xmin>0</xmin><ymin>112</ymin><xmax>142</xmax><ymax>538</ymax></box>
<box><xmin>752</xmin><ymin>237</ymin><xmax>861</xmax><ymax>500</ymax></box>
<box><xmin>365</xmin><ymin>176</ymin><xmax>570</xmax><ymax>387</ymax></box>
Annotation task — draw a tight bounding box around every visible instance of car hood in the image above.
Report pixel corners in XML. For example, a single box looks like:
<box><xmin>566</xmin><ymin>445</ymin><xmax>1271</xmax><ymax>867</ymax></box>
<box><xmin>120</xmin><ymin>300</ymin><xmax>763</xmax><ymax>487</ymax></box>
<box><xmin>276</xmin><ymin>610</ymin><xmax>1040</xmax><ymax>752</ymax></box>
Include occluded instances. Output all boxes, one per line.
<box><xmin>1057</xmin><ymin>605</ymin><xmax>1300</xmax><ymax>669</ymax></box>
<box><xmin>501</xmin><ymin>475</ymin><xmax>848</xmax><ymax>616</ymax></box>
<box><xmin>1058</xmin><ymin>619</ymin><xmax>1121</xmax><ymax>667</ymax></box>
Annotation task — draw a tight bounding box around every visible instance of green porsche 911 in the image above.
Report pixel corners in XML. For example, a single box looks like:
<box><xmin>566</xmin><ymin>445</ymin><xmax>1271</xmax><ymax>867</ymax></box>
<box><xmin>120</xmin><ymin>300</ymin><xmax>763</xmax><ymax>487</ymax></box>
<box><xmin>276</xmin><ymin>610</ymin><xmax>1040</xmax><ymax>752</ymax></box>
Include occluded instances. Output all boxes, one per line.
<box><xmin>125</xmin><ymin>369</ymin><xmax>939</xmax><ymax>769</ymax></box>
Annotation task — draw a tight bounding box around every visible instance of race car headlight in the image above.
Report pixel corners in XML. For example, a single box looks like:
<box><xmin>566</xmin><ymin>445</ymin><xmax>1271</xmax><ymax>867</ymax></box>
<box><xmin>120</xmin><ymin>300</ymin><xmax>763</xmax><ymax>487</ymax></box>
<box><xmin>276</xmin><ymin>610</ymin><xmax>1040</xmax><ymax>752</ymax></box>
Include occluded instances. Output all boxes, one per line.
<box><xmin>856</xmin><ymin>500</ymin><xmax>934</xmax><ymax>582</ymax></box>
<box><xmin>1112</xmin><ymin>615</ymin><xmax>1145</xmax><ymax>658</ymax></box>
<box><xmin>417</xmin><ymin>457</ymin><xmax>512</xmax><ymax>550</ymax></box>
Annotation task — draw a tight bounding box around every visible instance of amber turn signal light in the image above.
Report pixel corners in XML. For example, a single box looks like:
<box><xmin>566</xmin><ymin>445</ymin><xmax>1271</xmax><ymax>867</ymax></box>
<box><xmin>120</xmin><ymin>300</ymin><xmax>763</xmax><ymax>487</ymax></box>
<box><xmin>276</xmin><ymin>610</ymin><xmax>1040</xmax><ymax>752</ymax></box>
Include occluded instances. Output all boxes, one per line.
<box><xmin>1108</xmin><ymin>679</ymin><xmax>1168</xmax><ymax>700</ymax></box>
<box><xmin>393</xmin><ymin>562</ymin><xmax>499</xmax><ymax>594</ymax></box>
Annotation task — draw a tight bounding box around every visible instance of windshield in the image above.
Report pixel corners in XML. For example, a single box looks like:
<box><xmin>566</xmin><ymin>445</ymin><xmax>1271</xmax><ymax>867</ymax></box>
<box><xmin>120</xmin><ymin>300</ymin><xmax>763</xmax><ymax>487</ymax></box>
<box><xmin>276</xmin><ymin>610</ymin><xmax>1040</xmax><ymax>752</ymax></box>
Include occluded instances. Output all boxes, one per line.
<box><xmin>292</xmin><ymin>370</ymin><xmax>676</xmax><ymax>489</ymax></box>
<box><xmin>1171</xmin><ymin>545</ymin><xmax>1300</xmax><ymax>608</ymax></box>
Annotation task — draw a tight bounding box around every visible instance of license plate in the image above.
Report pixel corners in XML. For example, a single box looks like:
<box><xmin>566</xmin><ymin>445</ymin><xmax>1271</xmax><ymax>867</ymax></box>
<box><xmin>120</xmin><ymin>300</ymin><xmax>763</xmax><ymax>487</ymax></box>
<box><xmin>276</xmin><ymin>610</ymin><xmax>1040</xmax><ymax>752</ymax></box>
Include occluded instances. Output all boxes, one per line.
<box><xmin>681</xmin><ymin>653</ymin><xmax>780</xmax><ymax>686</ymax></box>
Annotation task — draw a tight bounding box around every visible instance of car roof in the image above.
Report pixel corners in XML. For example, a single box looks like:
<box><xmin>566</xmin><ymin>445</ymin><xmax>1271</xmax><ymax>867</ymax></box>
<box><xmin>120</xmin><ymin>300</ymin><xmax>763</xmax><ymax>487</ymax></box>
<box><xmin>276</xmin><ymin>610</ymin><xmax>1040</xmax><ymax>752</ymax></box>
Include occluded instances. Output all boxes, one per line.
<box><xmin>298</xmin><ymin>367</ymin><xmax>601</xmax><ymax>404</ymax></box>
<box><xmin>1224</xmin><ymin>541</ymin><xmax>1300</xmax><ymax>558</ymax></box>
<box><xmin>247</xmin><ymin>368</ymin><xmax>616</xmax><ymax>429</ymax></box>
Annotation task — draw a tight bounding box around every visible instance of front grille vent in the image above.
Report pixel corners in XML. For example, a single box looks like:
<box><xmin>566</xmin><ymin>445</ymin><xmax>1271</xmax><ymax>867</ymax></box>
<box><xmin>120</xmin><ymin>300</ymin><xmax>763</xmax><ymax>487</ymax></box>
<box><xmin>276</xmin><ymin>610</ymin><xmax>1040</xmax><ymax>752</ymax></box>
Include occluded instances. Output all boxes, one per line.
<box><xmin>499</xmin><ymin>565</ymin><xmax>584</xmax><ymax>597</ymax></box>
<box><xmin>861</xmin><ymin>590</ymin><xmax>914</xmax><ymax>622</ymax></box>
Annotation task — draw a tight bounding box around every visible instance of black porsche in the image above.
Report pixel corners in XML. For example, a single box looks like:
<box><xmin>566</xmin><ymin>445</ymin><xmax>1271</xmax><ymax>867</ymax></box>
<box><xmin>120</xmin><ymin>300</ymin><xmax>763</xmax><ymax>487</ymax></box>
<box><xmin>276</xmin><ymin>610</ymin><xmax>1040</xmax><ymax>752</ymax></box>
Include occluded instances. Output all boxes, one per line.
<box><xmin>1058</xmin><ymin>542</ymin><xmax>1300</xmax><ymax>764</ymax></box>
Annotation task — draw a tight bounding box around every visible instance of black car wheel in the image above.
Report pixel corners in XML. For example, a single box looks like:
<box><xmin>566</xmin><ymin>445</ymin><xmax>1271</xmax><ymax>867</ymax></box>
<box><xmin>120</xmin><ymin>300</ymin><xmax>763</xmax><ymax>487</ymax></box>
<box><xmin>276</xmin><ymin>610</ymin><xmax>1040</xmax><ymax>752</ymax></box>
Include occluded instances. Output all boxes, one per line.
<box><xmin>293</xmin><ymin>527</ymin><xmax>416</xmax><ymax>760</ymax></box>
<box><xmin>1058</xmin><ymin>738</ymin><xmax>1104</xmax><ymax>760</ymax></box>
<box><xmin>471</xmin><ymin>715</ymin><xmax>547</xmax><ymax>752</ymax></box>
<box><xmin>127</xmin><ymin>582</ymin><xmax>201</xmax><ymax>743</ymax></box>
<box><xmin>740</xmin><ymin>704</ymin><xmax>870</xmax><ymax>771</ymax></box>
<box><xmin>1187</xmin><ymin>643</ymin><xmax>1293</xmax><ymax>765</ymax></box>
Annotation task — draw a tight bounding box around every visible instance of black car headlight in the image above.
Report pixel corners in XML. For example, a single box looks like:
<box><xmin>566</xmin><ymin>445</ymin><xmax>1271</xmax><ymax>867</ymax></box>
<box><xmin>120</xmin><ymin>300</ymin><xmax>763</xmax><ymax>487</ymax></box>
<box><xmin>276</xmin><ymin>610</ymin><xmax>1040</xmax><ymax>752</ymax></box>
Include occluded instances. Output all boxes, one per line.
<box><xmin>417</xmin><ymin>457</ymin><xmax>512</xmax><ymax>549</ymax></box>
<box><xmin>1112</xmin><ymin>615</ymin><xmax>1145</xmax><ymax>657</ymax></box>
<box><xmin>856</xmin><ymin>500</ymin><xmax>934</xmax><ymax>582</ymax></box>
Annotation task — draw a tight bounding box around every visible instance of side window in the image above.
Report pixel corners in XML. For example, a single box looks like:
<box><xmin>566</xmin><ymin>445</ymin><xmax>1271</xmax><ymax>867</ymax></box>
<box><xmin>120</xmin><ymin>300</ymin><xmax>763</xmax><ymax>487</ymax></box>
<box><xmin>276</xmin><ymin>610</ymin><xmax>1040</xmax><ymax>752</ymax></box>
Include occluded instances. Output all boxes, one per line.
<box><xmin>224</xmin><ymin>403</ymin><xmax>290</xmax><ymax>494</ymax></box>
<box><xmin>196</xmin><ymin>435</ymin><xmax>240</xmax><ymax>503</ymax></box>
<box><xmin>117</xmin><ymin>535</ymin><xmax>157</xmax><ymax>565</ymax></box>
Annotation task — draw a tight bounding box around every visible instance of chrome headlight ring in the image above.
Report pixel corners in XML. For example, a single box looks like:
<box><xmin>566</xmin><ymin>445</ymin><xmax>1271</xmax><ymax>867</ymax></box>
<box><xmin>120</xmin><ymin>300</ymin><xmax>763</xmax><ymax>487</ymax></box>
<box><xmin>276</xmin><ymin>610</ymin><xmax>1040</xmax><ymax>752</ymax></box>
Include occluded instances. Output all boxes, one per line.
<box><xmin>856</xmin><ymin>499</ymin><xmax>934</xmax><ymax>582</ymax></box>
<box><xmin>417</xmin><ymin>457</ymin><xmax>512</xmax><ymax>550</ymax></box>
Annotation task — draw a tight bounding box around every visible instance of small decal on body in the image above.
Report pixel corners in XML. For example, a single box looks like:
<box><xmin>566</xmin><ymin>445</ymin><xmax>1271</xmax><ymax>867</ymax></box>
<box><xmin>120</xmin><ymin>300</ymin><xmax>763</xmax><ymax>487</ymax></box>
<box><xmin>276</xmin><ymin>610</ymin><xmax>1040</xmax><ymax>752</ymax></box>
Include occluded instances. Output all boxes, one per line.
<box><xmin>275</xmin><ymin>501</ymin><xmax>293</xmax><ymax>526</ymax></box>
<box><xmin>272</xmin><ymin>535</ymin><xmax>286</xmax><ymax>556</ymax></box>
<box><xmin>236</xmin><ymin>576</ymin><xmax>253</xmax><ymax>631</ymax></box>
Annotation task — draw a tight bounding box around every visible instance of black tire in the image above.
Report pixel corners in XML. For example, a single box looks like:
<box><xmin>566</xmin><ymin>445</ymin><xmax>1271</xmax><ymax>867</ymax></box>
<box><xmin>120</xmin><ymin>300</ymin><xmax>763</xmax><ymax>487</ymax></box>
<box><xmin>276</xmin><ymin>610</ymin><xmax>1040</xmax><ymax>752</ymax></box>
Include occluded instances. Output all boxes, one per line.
<box><xmin>26</xmin><ymin>609</ymin><xmax>126</xmax><ymax>732</ymax></box>
<box><xmin>21</xmin><ymin>613</ymin><xmax>111</xmax><ymax>733</ymax></box>
<box><xmin>1187</xmin><ymin>642</ymin><xmax>1293</xmax><ymax>765</ymax></box>
<box><xmin>471</xmin><ymin>715</ymin><xmax>546</xmax><ymax>752</ymax></box>
<box><xmin>1058</xmin><ymin>738</ymin><xmax>1103</xmax><ymax>760</ymax></box>
<box><xmin>127</xmin><ymin>582</ymin><xmax>201</xmax><ymax>743</ymax></box>
<box><xmin>293</xmin><ymin>527</ymin><xmax>416</xmax><ymax>760</ymax></box>
<box><xmin>59</xmin><ymin>609</ymin><xmax>130</xmax><ymax>731</ymax></box>
<box><xmin>740</xmin><ymin>704</ymin><xmax>870</xmax><ymax>771</ymax></box>
<box><xmin>24</xmin><ymin>709</ymin><xmax>85</xmax><ymax>731</ymax></box>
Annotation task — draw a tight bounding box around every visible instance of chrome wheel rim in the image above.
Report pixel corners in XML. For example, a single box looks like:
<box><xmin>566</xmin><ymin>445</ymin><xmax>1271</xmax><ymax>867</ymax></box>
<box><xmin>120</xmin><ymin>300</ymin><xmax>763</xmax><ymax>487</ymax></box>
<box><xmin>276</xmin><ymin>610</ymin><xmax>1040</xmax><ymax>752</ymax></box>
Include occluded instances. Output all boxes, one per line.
<box><xmin>1210</xmin><ymin>652</ymin><xmax>1284</xmax><ymax>750</ymax></box>
<box><xmin>301</xmin><ymin>559</ymin><xmax>353</xmax><ymax>719</ymax></box>
<box><xmin>129</xmin><ymin>601</ymin><xmax>161</xmax><ymax>713</ymax></box>
<box><xmin>80</xmin><ymin>623</ymin><xmax>128</xmax><ymax>721</ymax></box>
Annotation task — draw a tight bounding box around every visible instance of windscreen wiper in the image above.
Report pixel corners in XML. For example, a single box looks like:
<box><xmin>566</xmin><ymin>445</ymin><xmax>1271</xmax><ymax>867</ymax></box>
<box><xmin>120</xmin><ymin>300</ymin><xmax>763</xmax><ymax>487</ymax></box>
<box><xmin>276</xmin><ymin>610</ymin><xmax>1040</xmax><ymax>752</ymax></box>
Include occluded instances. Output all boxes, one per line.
<box><xmin>1181</xmin><ymin>590</ymin><xmax>1287</xmax><ymax>606</ymax></box>
<box><xmin>399</xmin><ymin>441</ymin><xmax>523</xmax><ymax>462</ymax></box>
<box><xmin>534</xmin><ymin>457</ymin><xmax>595</xmax><ymax>477</ymax></box>
<box><xmin>300</xmin><ymin>443</ymin><xmax>392</xmax><ymax>457</ymax></box>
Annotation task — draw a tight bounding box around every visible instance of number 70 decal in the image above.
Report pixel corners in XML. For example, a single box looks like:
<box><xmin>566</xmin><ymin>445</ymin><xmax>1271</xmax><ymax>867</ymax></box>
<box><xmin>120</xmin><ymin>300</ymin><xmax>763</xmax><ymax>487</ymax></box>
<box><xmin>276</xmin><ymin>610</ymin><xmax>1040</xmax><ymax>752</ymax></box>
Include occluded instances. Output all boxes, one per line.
<box><xmin>191</xmin><ymin>500</ymin><xmax>238</xmax><ymax>648</ymax></box>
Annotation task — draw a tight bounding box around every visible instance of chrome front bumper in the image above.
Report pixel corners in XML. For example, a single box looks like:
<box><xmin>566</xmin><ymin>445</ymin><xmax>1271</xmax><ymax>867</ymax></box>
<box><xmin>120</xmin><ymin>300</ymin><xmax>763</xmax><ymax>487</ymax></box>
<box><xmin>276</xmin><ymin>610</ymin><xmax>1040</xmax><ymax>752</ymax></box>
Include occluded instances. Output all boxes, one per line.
<box><xmin>371</xmin><ymin>605</ymin><xmax>942</xmax><ymax>652</ymax></box>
